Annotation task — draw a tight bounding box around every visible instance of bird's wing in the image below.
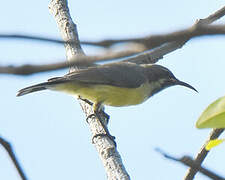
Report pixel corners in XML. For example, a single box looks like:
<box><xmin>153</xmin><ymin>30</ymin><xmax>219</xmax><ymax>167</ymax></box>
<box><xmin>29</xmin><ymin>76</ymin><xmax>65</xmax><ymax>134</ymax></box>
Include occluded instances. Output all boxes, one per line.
<box><xmin>48</xmin><ymin>63</ymin><xmax>147</xmax><ymax>88</ymax></box>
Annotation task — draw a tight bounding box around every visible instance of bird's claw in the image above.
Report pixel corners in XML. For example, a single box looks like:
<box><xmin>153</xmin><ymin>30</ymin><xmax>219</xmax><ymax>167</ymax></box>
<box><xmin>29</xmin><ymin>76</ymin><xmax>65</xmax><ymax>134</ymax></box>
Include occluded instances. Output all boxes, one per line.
<box><xmin>86</xmin><ymin>113</ymin><xmax>96</xmax><ymax>123</ymax></box>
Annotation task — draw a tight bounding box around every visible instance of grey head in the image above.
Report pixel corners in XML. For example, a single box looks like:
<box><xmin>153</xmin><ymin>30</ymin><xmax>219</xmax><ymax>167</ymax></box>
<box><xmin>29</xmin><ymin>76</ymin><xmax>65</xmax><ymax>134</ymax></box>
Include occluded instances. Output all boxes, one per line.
<box><xmin>142</xmin><ymin>64</ymin><xmax>197</xmax><ymax>96</ymax></box>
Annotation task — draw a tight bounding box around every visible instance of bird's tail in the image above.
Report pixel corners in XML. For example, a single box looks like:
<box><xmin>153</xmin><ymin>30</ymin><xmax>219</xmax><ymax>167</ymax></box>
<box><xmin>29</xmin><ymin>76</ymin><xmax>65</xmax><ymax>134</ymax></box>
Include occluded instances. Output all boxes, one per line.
<box><xmin>17</xmin><ymin>76</ymin><xmax>73</xmax><ymax>97</ymax></box>
<box><xmin>17</xmin><ymin>82</ymin><xmax>50</xmax><ymax>97</ymax></box>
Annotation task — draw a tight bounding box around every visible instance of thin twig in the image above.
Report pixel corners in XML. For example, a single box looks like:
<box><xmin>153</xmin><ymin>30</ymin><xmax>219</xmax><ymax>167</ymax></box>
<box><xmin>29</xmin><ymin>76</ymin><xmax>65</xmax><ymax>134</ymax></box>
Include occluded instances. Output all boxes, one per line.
<box><xmin>155</xmin><ymin>148</ymin><xmax>225</xmax><ymax>180</ymax></box>
<box><xmin>0</xmin><ymin>136</ymin><xmax>28</xmax><ymax>180</ymax></box>
<box><xmin>83</xmin><ymin>6</ymin><xmax>225</xmax><ymax>48</ymax></box>
<box><xmin>0</xmin><ymin>24</ymin><xmax>224</xmax><ymax>49</ymax></box>
<box><xmin>82</xmin><ymin>24</ymin><xmax>225</xmax><ymax>50</ymax></box>
<box><xmin>184</xmin><ymin>129</ymin><xmax>224</xmax><ymax>180</ymax></box>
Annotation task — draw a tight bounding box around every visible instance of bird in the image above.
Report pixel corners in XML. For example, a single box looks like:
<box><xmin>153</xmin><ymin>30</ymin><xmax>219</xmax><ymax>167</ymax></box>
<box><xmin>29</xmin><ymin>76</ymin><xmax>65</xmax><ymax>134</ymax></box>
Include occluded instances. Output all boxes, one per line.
<box><xmin>17</xmin><ymin>62</ymin><xmax>197</xmax><ymax>143</ymax></box>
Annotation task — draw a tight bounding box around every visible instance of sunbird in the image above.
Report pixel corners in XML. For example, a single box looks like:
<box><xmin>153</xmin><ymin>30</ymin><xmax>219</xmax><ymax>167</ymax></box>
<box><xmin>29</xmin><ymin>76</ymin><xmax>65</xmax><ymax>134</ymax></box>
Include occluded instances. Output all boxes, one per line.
<box><xmin>17</xmin><ymin>62</ymin><xmax>197</xmax><ymax>143</ymax></box>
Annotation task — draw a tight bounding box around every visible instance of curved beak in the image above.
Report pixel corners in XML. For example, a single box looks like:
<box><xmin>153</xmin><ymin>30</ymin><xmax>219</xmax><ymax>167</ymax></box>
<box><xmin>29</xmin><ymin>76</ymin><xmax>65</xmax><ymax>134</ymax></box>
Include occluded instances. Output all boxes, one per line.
<box><xmin>173</xmin><ymin>79</ymin><xmax>198</xmax><ymax>92</ymax></box>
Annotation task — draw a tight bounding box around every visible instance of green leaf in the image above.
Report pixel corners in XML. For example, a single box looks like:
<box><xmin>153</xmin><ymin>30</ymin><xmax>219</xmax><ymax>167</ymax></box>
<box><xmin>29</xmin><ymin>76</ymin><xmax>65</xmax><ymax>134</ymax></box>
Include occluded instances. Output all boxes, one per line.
<box><xmin>196</xmin><ymin>96</ymin><xmax>225</xmax><ymax>128</ymax></box>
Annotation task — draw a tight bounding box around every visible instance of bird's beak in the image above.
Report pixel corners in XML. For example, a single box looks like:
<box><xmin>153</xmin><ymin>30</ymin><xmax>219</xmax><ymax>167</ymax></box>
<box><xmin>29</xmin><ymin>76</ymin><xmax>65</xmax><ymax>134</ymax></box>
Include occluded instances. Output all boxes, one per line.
<box><xmin>173</xmin><ymin>79</ymin><xmax>198</xmax><ymax>92</ymax></box>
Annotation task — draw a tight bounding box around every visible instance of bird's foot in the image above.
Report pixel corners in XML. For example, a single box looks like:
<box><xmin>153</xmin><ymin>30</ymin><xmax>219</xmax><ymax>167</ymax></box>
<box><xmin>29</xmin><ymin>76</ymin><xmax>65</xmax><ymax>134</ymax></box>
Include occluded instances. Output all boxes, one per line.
<box><xmin>86</xmin><ymin>113</ymin><xmax>95</xmax><ymax>123</ymax></box>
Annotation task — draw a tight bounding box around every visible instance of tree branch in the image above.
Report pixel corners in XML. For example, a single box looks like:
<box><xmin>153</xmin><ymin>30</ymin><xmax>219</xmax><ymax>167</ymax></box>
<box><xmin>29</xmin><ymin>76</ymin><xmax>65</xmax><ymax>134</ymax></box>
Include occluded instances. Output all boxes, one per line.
<box><xmin>48</xmin><ymin>0</ymin><xmax>130</xmax><ymax>180</ymax></box>
<box><xmin>82</xmin><ymin>24</ymin><xmax>225</xmax><ymax>49</ymax></box>
<box><xmin>127</xmin><ymin>6</ymin><xmax>225</xmax><ymax>65</ymax></box>
<box><xmin>0</xmin><ymin>24</ymin><xmax>224</xmax><ymax>49</ymax></box>
<box><xmin>0</xmin><ymin>44</ymin><xmax>146</xmax><ymax>75</ymax></box>
<box><xmin>0</xmin><ymin>136</ymin><xmax>28</xmax><ymax>180</ymax></box>
<box><xmin>83</xmin><ymin>5</ymin><xmax>225</xmax><ymax>49</ymax></box>
<box><xmin>81</xmin><ymin>6</ymin><xmax>225</xmax><ymax>49</ymax></box>
<box><xmin>1</xmin><ymin>24</ymin><xmax>225</xmax><ymax>75</ymax></box>
<box><xmin>184</xmin><ymin>129</ymin><xmax>224</xmax><ymax>180</ymax></box>
<box><xmin>156</xmin><ymin>148</ymin><xmax>225</xmax><ymax>180</ymax></box>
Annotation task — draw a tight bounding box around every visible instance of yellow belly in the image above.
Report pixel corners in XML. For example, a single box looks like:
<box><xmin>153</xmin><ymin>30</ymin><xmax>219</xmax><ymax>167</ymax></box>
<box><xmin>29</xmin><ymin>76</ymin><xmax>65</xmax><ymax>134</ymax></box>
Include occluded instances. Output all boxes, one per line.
<box><xmin>53</xmin><ymin>82</ymin><xmax>152</xmax><ymax>107</ymax></box>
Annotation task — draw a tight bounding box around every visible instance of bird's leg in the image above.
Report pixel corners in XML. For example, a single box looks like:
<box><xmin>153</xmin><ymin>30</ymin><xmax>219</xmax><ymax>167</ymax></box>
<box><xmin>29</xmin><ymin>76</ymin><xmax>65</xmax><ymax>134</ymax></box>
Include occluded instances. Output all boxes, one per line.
<box><xmin>79</xmin><ymin>97</ymin><xmax>100</xmax><ymax>124</ymax></box>
<box><xmin>86</xmin><ymin>103</ymin><xmax>116</xmax><ymax>146</ymax></box>
<box><xmin>79</xmin><ymin>96</ymin><xmax>110</xmax><ymax>123</ymax></box>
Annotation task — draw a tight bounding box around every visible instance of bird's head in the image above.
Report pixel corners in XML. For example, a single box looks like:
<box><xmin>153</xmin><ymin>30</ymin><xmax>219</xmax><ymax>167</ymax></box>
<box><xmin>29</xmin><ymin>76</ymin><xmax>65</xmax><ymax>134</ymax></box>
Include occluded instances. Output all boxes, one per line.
<box><xmin>143</xmin><ymin>64</ymin><xmax>197</xmax><ymax>96</ymax></box>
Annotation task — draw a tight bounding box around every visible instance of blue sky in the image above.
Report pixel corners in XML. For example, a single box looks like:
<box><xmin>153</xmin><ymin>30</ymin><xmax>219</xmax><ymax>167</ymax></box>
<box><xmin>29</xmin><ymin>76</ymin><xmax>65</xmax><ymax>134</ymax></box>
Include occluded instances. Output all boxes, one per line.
<box><xmin>0</xmin><ymin>1</ymin><xmax>225</xmax><ymax>180</ymax></box>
